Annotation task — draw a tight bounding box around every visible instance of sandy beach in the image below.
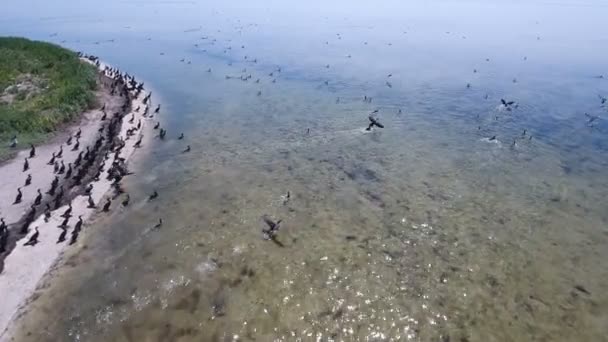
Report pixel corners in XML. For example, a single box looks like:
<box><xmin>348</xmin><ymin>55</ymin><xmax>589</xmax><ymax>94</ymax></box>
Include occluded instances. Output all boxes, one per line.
<box><xmin>0</xmin><ymin>58</ymin><xmax>152</xmax><ymax>341</ymax></box>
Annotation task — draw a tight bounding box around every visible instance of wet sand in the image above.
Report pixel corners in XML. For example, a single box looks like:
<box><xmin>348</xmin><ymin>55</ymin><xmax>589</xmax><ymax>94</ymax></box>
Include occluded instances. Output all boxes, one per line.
<box><xmin>0</xmin><ymin>59</ymin><xmax>151</xmax><ymax>341</ymax></box>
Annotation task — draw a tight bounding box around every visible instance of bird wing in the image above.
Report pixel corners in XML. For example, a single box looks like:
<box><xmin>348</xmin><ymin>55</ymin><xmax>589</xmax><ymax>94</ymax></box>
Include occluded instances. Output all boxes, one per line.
<box><xmin>501</xmin><ymin>99</ymin><xmax>507</xmax><ymax>106</ymax></box>
<box><xmin>262</xmin><ymin>216</ymin><xmax>276</xmax><ymax>229</ymax></box>
<box><xmin>507</xmin><ymin>101</ymin><xmax>515</xmax><ymax>105</ymax></box>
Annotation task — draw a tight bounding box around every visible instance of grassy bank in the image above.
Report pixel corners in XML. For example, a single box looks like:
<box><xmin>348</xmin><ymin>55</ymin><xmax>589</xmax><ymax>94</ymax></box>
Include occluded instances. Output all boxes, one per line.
<box><xmin>0</xmin><ymin>37</ymin><xmax>97</xmax><ymax>160</ymax></box>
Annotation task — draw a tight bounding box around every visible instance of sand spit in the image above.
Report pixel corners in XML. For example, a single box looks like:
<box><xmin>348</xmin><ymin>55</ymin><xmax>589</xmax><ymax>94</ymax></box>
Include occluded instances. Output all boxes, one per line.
<box><xmin>0</xmin><ymin>56</ymin><xmax>154</xmax><ymax>341</ymax></box>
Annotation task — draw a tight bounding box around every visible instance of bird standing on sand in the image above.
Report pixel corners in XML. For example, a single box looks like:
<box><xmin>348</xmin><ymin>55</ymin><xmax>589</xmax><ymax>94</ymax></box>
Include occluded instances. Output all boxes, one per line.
<box><xmin>23</xmin><ymin>158</ymin><xmax>29</xmax><ymax>172</ymax></box>
<box><xmin>149</xmin><ymin>190</ymin><xmax>159</xmax><ymax>200</ymax></box>
<box><xmin>61</xmin><ymin>203</ymin><xmax>73</xmax><ymax>218</ymax></box>
<box><xmin>25</xmin><ymin>174</ymin><xmax>32</xmax><ymax>186</ymax></box>
<box><xmin>24</xmin><ymin>227</ymin><xmax>39</xmax><ymax>246</ymax></box>
<box><xmin>102</xmin><ymin>198</ymin><xmax>111</xmax><ymax>212</ymax></box>
<box><xmin>29</xmin><ymin>144</ymin><xmax>36</xmax><ymax>158</ymax></box>
<box><xmin>74</xmin><ymin>216</ymin><xmax>83</xmax><ymax>231</ymax></box>
<box><xmin>34</xmin><ymin>189</ymin><xmax>42</xmax><ymax>205</ymax></box>
<box><xmin>14</xmin><ymin>187</ymin><xmax>23</xmax><ymax>204</ymax></box>
<box><xmin>57</xmin><ymin>228</ymin><xmax>67</xmax><ymax>243</ymax></box>
<box><xmin>182</xmin><ymin>145</ymin><xmax>191</xmax><ymax>153</ymax></box>
<box><xmin>87</xmin><ymin>195</ymin><xmax>96</xmax><ymax>208</ymax></box>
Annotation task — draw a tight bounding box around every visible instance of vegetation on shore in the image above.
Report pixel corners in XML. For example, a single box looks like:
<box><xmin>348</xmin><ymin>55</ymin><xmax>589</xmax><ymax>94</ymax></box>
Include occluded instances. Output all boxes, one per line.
<box><xmin>0</xmin><ymin>37</ymin><xmax>98</xmax><ymax>160</ymax></box>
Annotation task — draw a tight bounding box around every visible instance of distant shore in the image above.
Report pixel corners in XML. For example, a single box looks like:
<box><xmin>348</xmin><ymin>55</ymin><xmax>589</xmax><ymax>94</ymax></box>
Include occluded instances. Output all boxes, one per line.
<box><xmin>0</xmin><ymin>56</ymin><xmax>153</xmax><ymax>341</ymax></box>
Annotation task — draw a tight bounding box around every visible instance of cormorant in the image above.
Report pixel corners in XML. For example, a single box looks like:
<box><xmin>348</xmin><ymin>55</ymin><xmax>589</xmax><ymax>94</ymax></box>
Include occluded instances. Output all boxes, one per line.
<box><xmin>57</xmin><ymin>227</ymin><xmax>67</xmax><ymax>243</ymax></box>
<box><xmin>14</xmin><ymin>187</ymin><xmax>23</xmax><ymax>204</ymax></box>
<box><xmin>102</xmin><ymin>198</ymin><xmax>111</xmax><ymax>212</ymax></box>
<box><xmin>178</xmin><ymin>133</ymin><xmax>184</xmax><ymax>140</ymax></box>
<box><xmin>44</xmin><ymin>204</ymin><xmax>51</xmax><ymax>222</ymax></box>
<box><xmin>23</xmin><ymin>158</ymin><xmax>29</xmax><ymax>172</ymax></box>
<box><xmin>74</xmin><ymin>215</ymin><xmax>83</xmax><ymax>231</ymax></box>
<box><xmin>56</xmin><ymin>145</ymin><xmax>63</xmax><ymax>158</ymax></box>
<box><xmin>34</xmin><ymin>189</ymin><xmax>42</xmax><ymax>205</ymax></box>
<box><xmin>29</xmin><ymin>144</ymin><xmax>36</xmax><ymax>158</ymax></box>
<box><xmin>149</xmin><ymin>190</ymin><xmax>159</xmax><ymax>200</ymax></box>
<box><xmin>182</xmin><ymin>145</ymin><xmax>191</xmax><ymax>153</ymax></box>
<box><xmin>24</xmin><ymin>227</ymin><xmax>39</xmax><ymax>246</ymax></box>
<box><xmin>154</xmin><ymin>122</ymin><xmax>160</xmax><ymax>129</ymax></box>
<box><xmin>61</xmin><ymin>203</ymin><xmax>73</xmax><ymax>218</ymax></box>
<box><xmin>87</xmin><ymin>195</ymin><xmax>96</xmax><ymax>208</ymax></box>
<box><xmin>59</xmin><ymin>216</ymin><xmax>70</xmax><ymax>228</ymax></box>
<box><xmin>366</xmin><ymin>116</ymin><xmax>384</xmax><ymax>131</ymax></box>
<box><xmin>25</xmin><ymin>174</ymin><xmax>32</xmax><ymax>186</ymax></box>
<box><xmin>262</xmin><ymin>216</ymin><xmax>282</xmax><ymax>240</ymax></box>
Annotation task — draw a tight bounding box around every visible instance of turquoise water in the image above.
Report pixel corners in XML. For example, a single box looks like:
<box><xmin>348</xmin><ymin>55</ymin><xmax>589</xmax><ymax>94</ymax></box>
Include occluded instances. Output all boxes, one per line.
<box><xmin>1</xmin><ymin>0</ymin><xmax>608</xmax><ymax>341</ymax></box>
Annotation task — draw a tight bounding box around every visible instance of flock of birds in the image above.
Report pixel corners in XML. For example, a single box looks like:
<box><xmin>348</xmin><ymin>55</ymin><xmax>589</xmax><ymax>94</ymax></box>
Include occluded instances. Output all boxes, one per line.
<box><xmin>0</xmin><ymin>54</ymin><xmax>185</xmax><ymax>257</ymax></box>
<box><xmin>3</xmin><ymin>16</ymin><xmax>606</xmax><ymax>255</ymax></box>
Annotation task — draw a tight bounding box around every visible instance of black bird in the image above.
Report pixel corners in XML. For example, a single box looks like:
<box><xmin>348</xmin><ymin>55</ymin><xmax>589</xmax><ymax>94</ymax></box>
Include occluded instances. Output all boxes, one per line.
<box><xmin>25</xmin><ymin>174</ymin><xmax>32</xmax><ymax>186</ymax></box>
<box><xmin>14</xmin><ymin>187</ymin><xmax>23</xmax><ymax>204</ymax></box>
<box><xmin>366</xmin><ymin>116</ymin><xmax>385</xmax><ymax>131</ymax></box>
<box><xmin>75</xmin><ymin>128</ymin><xmax>82</xmax><ymax>139</ymax></box>
<box><xmin>262</xmin><ymin>216</ymin><xmax>282</xmax><ymax>240</ymax></box>
<box><xmin>74</xmin><ymin>215</ymin><xmax>83</xmax><ymax>231</ymax></box>
<box><xmin>154</xmin><ymin>104</ymin><xmax>161</xmax><ymax>114</ymax></box>
<box><xmin>47</xmin><ymin>152</ymin><xmax>56</xmax><ymax>165</ymax></box>
<box><xmin>154</xmin><ymin>122</ymin><xmax>160</xmax><ymax>129</ymax></box>
<box><xmin>65</xmin><ymin>163</ymin><xmax>73</xmax><ymax>179</ymax></box>
<box><xmin>134</xmin><ymin>136</ymin><xmax>143</xmax><ymax>148</ymax></box>
<box><xmin>58</xmin><ymin>161</ymin><xmax>65</xmax><ymax>174</ymax></box>
<box><xmin>102</xmin><ymin>198</ymin><xmax>111</xmax><ymax>212</ymax></box>
<box><xmin>24</xmin><ymin>227</ymin><xmax>39</xmax><ymax>246</ymax></box>
<box><xmin>59</xmin><ymin>216</ymin><xmax>70</xmax><ymax>228</ymax></box>
<box><xmin>122</xmin><ymin>194</ymin><xmax>130</xmax><ymax>207</ymax></box>
<box><xmin>149</xmin><ymin>190</ymin><xmax>159</xmax><ymax>200</ymax></box>
<box><xmin>153</xmin><ymin>218</ymin><xmax>163</xmax><ymax>230</ymax></box>
<box><xmin>56</xmin><ymin>145</ymin><xmax>63</xmax><ymax>158</ymax></box>
<box><xmin>178</xmin><ymin>133</ymin><xmax>184</xmax><ymax>140</ymax></box>
<box><xmin>69</xmin><ymin>229</ymin><xmax>79</xmax><ymax>245</ymax></box>
<box><xmin>182</xmin><ymin>145</ymin><xmax>191</xmax><ymax>153</ymax></box>
<box><xmin>23</xmin><ymin>158</ymin><xmax>29</xmax><ymax>172</ymax></box>
<box><xmin>72</xmin><ymin>139</ymin><xmax>80</xmax><ymax>151</ymax></box>
<box><xmin>1</xmin><ymin>220</ymin><xmax>9</xmax><ymax>253</ymax></box>
<box><xmin>34</xmin><ymin>189</ymin><xmax>42</xmax><ymax>205</ymax></box>
<box><xmin>87</xmin><ymin>195</ymin><xmax>96</xmax><ymax>208</ymax></box>
<box><xmin>61</xmin><ymin>203</ymin><xmax>73</xmax><ymax>218</ymax></box>
<box><xmin>500</xmin><ymin>99</ymin><xmax>516</xmax><ymax>111</ymax></box>
<box><xmin>85</xmin><ymin>184</ymin><xmax>93</xmax><ymax>195</ymax></box>
<box><xmin>57</xmin><ymin>227</ymin><xmax>67</xmax><ymax>243</ymax></box>
<box><xmin>44</xmin><ymin>204</ymin><xmax>51</xmax><ymax>222</ymax></box>
<box><xmin>29</xmin><ymin>144</ymin><xmax>36</xmax><ymax>158</ymax></box>
<box><xmin>489</xmin><ymin>135</ymin><xmax>497</xmax><ymax>141</ymax></box>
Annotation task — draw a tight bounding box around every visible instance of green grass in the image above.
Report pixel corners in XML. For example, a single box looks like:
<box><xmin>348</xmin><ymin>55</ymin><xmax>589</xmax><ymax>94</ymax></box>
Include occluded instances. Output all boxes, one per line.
<box><xmin>0</xmin><ymin>37</ymin><xmax>98</xmax><ymax>160</ymax></box>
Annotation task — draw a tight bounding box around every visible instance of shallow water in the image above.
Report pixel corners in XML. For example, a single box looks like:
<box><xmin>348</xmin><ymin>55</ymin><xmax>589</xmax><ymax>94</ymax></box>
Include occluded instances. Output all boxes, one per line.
<box><xmin>2</xmin><ymin>0</ymin><xmax>608</xmax><ymax>341</ymax></box>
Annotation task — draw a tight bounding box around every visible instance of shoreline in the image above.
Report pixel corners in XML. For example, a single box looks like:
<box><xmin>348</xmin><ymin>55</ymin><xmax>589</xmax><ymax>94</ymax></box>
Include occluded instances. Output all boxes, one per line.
<box><xmin>0</xmin><ymin>56</ymin><xmax>155</xmax><ymax>341</ymax></box>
